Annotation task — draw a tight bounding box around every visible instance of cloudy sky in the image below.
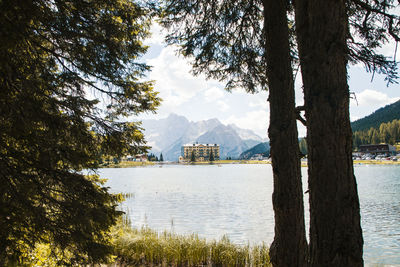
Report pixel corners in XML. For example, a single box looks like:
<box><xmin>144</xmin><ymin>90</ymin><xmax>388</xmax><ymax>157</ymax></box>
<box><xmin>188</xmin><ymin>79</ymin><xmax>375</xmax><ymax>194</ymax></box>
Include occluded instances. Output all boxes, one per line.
<box><xmin>137</xmin><ymin>23</ymin><xmax>399</xmax><ymax>139</ymax></box>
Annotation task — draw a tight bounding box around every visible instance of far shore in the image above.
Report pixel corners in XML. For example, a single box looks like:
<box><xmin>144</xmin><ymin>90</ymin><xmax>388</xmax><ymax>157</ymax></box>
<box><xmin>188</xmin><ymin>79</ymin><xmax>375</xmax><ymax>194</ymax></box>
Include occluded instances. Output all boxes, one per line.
<box><xmin>101</xmin><ymin>159</ymin><xmax>400</xmax><ymax>168</ymax></box>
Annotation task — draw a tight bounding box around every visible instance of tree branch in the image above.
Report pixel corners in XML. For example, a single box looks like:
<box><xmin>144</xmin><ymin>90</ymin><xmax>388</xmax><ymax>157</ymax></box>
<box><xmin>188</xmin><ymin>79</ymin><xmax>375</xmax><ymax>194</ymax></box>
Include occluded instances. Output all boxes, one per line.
<box><xmin>295</xmin><ymin>105</ymin><xmax>306</xmax><ymax>126</ymax></box>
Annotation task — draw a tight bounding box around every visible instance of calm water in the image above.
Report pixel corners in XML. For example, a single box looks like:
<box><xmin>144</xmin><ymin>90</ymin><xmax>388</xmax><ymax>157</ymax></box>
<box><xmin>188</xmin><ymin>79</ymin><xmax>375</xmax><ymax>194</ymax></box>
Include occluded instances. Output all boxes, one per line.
<box><xmin>100</xmin><ymin>164</ymin><xmax>400</xmax><ymax>266</ymax></box>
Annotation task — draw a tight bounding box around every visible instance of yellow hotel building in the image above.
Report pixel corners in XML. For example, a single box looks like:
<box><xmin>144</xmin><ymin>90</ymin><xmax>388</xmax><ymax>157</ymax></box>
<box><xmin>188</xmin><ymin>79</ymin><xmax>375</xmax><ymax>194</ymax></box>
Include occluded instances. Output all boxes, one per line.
<box><xmin>181</xmin><ymin>143</ymin><xmax>220</xmax><ymax>161</ymax></box>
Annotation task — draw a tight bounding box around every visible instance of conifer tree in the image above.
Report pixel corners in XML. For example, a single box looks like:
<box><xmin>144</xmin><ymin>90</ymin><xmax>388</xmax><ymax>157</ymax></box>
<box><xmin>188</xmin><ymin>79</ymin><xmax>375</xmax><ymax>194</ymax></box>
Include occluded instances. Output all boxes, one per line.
<box><xmin>294</xmin><ymin>0</ymin><xmax>399</xmax><ymax>265</ymax></box>
<box><xmin>209</xmin><ymin>151</ymin><xmax>215</xmax><ymax>161</ymax></box>
<box><xmin>160</xmin><ymin>1</ymin><xmax>307</xmax><ymax>266</ymax></box>
<box><xmin>0</xmin><ymin>0</ymin><xmax>160</xmax><ymax>265</ymax></box>
<box><xmin>159</xmin><ymin>0</ymin><xmax>399</xmax><ymax>266</ymax></box>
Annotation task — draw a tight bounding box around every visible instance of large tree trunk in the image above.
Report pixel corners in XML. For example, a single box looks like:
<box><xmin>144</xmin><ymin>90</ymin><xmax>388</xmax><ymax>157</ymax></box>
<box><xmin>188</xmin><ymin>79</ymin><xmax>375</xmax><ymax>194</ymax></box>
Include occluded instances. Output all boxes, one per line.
<box><xmin>294</xmin><ymin>0</ymin><xmax>364</xmax><ymax>266</ymax></box>
<box><xmin>263</xmin><ymin>1</ymin><xmax>308</xmax><ymax>266</ymax></box>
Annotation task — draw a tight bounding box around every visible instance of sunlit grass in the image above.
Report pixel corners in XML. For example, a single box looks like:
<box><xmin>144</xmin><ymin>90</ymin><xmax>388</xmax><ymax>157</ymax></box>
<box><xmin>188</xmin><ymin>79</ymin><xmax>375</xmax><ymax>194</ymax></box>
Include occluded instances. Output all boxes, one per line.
<box><xmin>110</xmin><ymin>219</ymin><xmax>271</xmax><ymax>267</ymax></box>
<box><xmin>354</xmin><ymin>160</ymin><xmax>400</xmax><ymax>165</ymax></box>
<box><xmin>104</xmin><ymin>161</ymin><xmax>156</xmax><ymax>168</ymax></box>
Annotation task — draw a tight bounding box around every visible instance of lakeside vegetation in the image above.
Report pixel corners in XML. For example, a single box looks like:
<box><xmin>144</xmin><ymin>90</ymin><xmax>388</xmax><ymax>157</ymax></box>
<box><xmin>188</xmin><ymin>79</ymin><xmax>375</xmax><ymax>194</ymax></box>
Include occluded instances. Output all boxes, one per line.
<box><xmin>23</xmin><ymin>218</ymin><xmax>271</xmax><ymax>266</ymax></box>
<box><xmin>110</xmin><ymin>220</ymin><xmax>271</xmax><ymax>267</ymax></box>
<box><xmin>102</xmin><ymin>160</ymin><xmax>156</xmax><ymax>168</ymax></box>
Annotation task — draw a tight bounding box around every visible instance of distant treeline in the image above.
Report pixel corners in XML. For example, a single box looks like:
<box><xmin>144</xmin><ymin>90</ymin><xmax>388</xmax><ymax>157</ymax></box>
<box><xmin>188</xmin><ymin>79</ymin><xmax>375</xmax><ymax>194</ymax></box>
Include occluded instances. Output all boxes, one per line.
<box><xmin>299</xmin><ymin>138</ymin><xmax>307</xmax><ymax>156</ymax></box>
<box><xmin>298</xmin><ymin>119</ymin><xmax>400</xmax><ymax>154</ymax></box>
<box><xmin>353</xmin><ymin>119</ymin><xmax>400</xmax><ymax>149</ymax></box>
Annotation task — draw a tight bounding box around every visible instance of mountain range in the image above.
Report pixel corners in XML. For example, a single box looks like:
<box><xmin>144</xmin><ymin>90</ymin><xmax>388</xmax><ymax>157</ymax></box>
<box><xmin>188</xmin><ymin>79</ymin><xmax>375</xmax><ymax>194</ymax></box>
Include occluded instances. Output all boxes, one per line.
<box><xmin>141</xmin><ymin>114</ymin><xmax>265</xmax><ymax>161</ymax></box>
<box><xmin>141</xmin><ymin>101</ymin><xmax>400</xmax><ymax>161</ymax></box>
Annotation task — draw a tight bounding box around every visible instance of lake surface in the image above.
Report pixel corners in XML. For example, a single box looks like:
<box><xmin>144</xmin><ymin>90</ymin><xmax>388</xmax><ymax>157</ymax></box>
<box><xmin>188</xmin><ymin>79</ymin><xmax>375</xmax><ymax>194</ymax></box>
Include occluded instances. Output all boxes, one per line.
<box><xmin>100</xmin><ymin>164</ymin><xmax>400</xmax><ymax>266</ymax></box>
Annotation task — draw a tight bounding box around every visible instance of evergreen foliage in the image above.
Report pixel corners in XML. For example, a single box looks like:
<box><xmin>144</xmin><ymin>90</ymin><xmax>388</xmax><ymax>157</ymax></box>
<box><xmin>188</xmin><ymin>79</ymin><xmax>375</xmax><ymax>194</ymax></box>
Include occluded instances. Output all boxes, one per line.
<box><xmin>0</xmin><ymin>0</ymin><xmax>160</xmax><ymax>265</ymax></box>
<box><xmin>159</xmin><ymin>1</ymin><xmax>399</xmax><ymax>91</ymax></box>
<box><xmin>147</xmin><ymin>153</ymin><xmax>159</xmax><ymax>161</ymax></box>
<box><xmin>191</xmin><ymin>151</ymin><xmax>196</xmax><ymax>162</ymax></box>
<box><xmin>347</xmin><ymin>0</ymin><xmax>400</xmax><ymax>84</ymax></box>
<box><xmin>351</xmin><ymin>100</ymin><xmax>400</xmax><ymax>132</ymax></box>
<box><xmin>353</xmin><ymin>119</ymin><xmax>400</xmax><ymax>148</ymax></box>
<box><xmin>158</xmin><ymin>0</ymin><xmax>399</xmax><ymax>265</ymax></box>
<box><xmin>298</xmin><ymin>138</ymin><xmax>308</xmax><ymax>156</ymax></box>
<box><xmin>209</xmin><ymin>151</ymin><xmax>215</xmax><ymax>161</ymax></box>
<box><xmin>159</xmin><ymin>1</ymin><xmax>267</xmax><ymax>92</ymax></box>
<box><xmin>159</xmin><ymin>153</ymin><xmax>164</xmax><ymax>162</ymax></box>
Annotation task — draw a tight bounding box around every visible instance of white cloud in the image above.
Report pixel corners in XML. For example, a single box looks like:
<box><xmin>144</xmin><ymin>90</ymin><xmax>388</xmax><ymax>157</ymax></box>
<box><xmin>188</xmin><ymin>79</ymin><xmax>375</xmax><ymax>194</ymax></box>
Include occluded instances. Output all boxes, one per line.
<box><xmin>147</xmin><ymin>46</ymin><xmax>212</xmax><ymax>110</ymax></box>
<box><xmin>217</xmin><ymin>100</ymin><xmax>229</xmax><ymax>112</ymax></box>
<box><xmin>350</xmin><ymin>89</ymin><xmax>400</xmax><ymax>121</ymax></box>
<box><xmin>249</xmin><ymin>98</ymin><xmax>268</xmax><ymax>109</ymax></box>
<box><xmin>145</xmin><ymin>23</ymin><xmax>165</xmax><ymax>45</ymax></box>
<box><xmin>352</xmin><ymin>89</ymin><xmax>399</xmax><ymax>107</ymax></box>
<box><xmin>204</xmin><ymin>86</ymin><xmax>225</xmax><ymax>101</ymax></box>
<box><xmin>297</xmin><ymin>122</ymin><xmax>307</xmax><ymax>138</ymax></box>
<box><xmin>376</xmin><ymin>39</ymin><xmax>399</xmax><ymax>61</ymax></box>
<box><xmin>222</xmin><ymin>110</ymin><xmax>269</xmax><ymax>138</ymax></box>
<box><xmin>294</xmin><ymin>72</ymin><xmax>305</xmax><ymax>106</ymax></box>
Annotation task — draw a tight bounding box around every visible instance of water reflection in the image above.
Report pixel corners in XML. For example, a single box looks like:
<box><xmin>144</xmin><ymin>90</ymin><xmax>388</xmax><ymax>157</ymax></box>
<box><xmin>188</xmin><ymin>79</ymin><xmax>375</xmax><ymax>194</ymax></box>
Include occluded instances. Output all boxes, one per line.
<box><xmin>101</xmin><ymin>164</ymin><xmax>400</xmax><ymax>266</ymax></box>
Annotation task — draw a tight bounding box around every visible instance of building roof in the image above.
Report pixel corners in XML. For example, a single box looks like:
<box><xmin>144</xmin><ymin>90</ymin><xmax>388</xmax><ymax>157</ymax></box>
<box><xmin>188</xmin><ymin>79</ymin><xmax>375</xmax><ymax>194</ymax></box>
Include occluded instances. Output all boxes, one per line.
<box><xmin>182</xmin><ymin>143</ymin><xmax>219</xmax><ymax>147</ymax></box>
<box><xmin>359</xmin><ymin>143</ymin><xmax>396</xmax><ymax>152</ymax></box>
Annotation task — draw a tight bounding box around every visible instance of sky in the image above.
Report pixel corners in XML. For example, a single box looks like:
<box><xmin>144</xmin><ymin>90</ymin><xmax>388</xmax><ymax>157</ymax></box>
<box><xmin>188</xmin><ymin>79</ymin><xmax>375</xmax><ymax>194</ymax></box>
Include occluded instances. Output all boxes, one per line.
<box><xmin>136</xmin><ymin>23</ymin><xmax>400</xmax><ymax>139</ymax></box>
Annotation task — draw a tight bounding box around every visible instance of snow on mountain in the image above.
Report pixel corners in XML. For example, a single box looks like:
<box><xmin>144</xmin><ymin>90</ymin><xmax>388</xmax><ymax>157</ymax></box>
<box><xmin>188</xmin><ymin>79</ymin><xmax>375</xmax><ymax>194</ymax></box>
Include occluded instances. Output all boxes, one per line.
<box><xmin>141</xmin><ymin>113</ymin><xmax>264</xmax><ymax>161</ymax></box>
<box><xmin>228</xmin><ymin>124</ymin><xmax>264</xmax><ymax>141</ymax></box>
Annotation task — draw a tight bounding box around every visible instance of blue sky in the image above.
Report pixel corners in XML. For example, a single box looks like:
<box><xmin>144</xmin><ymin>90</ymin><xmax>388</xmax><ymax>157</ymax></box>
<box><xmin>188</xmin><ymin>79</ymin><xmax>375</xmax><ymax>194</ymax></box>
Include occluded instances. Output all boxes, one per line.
<box><xmin>137</xmin><ymin>23</ymin><xmax>400</xmax><ymax>139</ymax></box>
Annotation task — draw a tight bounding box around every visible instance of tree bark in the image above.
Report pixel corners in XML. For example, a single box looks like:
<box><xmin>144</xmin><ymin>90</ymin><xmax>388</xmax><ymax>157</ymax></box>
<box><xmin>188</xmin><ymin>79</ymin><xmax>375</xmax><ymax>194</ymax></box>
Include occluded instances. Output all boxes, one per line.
<box><xmin>263</xmin><ymin>1</ymin><xmax>308</xmax><ymax>266</ymax></box>
<box><xmin>294</xmin><ymin>0</ymin><xmax>364</xmax><ymax>266</ymax></box>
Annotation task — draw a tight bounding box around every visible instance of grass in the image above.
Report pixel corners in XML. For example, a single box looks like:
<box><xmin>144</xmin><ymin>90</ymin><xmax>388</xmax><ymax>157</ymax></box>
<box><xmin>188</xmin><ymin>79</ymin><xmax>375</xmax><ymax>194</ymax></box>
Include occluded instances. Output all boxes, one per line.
<box><xmin>110</xmin><ymin>219</ymin><xmax>271</xmax><ymax>267</ymax></box>
<box><xmin>102</xmin><ymin>161</ymin><xmax>156</xmax><ymax>168</ymax></box>
<box><xmin>354</xmin><ymin>160</ymin><xmax>400</xmax><ymax>165</ymax></box>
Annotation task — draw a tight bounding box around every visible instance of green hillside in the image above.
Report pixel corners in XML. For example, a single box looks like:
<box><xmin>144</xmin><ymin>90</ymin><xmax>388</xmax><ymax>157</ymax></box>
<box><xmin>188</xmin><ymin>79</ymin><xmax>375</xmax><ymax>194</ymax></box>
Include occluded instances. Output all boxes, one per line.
<box><xmin>239</xmin><ymin>142</ymin><xmax>270</xmax><ymax>159</ymax></box>
<box><xmin>351</xmin><ymin>100</ymin><xmax>400</xmax><ymax>132</ymax></box>
<box><xmin>353</xmin><ymin>119</ymin><xmax>400</xmax><ymax>148</ymax></box>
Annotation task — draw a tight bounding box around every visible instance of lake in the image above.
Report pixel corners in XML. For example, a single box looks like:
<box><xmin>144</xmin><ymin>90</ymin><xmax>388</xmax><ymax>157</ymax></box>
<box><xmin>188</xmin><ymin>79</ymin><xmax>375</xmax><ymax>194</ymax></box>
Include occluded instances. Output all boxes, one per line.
<box><xmin>100</xmin><ymin>164</ymin><xmax>400</xmax><ymax>266</ymax></box>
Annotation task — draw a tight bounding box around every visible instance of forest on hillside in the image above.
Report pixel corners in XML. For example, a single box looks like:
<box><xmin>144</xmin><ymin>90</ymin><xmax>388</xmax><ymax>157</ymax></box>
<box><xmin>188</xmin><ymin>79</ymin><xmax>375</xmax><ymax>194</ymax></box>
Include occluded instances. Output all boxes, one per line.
<box><xmin>353</xmin><ymin>119</ymin><xmax>400</xmax><ymax>149</ymax></box>
<box><xmin>351</xmin><ymin>100</ymin><xmax>400</xmax><ymax>132</ymax></box>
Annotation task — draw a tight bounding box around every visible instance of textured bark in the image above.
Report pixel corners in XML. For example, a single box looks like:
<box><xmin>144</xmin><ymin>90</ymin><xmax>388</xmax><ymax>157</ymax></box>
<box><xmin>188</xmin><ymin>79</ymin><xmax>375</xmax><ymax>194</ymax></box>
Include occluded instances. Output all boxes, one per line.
<box><xmin>263</xmin><ymin>1</ymin><xmax>308</xmax><ymax>266</ymax></box>
<box><xmin>294</xmin><ymin>0</ymin><xmax>364</xmax><ymax>266</ymax></box>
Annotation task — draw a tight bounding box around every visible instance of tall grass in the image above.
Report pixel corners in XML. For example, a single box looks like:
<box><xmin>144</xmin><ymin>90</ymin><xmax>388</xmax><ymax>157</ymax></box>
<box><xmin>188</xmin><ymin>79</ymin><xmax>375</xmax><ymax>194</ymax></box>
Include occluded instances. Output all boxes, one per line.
<box><xmin>110</xmin><ymin>219</ymin><xmax>271</xmax><ymax>267</ymax></box>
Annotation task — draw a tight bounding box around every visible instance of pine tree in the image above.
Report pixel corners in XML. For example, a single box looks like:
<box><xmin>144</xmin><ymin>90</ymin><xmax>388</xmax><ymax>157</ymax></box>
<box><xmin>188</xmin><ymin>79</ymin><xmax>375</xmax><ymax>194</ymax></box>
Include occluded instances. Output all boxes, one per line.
<box><xmin>190</xmin><ymin>151</ymin><xmax>196</xmax><ymax>162</ymax></box>
<box><xmin>209</xmin><ymin>151</ymin><xmax>215</xmax><ymax>161</ymax></box>
<box><xmin>160</xmin><ymin>153</ymin><xmax>164</xmax><ymax>162</ymax></box>
<box><xmin>293</xmin><ymin>0</ymin><xmax>400</xmax><ymax>265</ymax></box>
<box><xmin>160</xmin><ymin>0</ymin><xmax>399</xmax><ymax>266</ymax></box>
<box><xmin>0</xmin><ymin>0</ymin><xmax>160</xmax><ymax>265</ymax></box>
<box><xmin>160</xmin><ymin>1</ymin><xmax>307</xmax><ymax>265</ymax></box>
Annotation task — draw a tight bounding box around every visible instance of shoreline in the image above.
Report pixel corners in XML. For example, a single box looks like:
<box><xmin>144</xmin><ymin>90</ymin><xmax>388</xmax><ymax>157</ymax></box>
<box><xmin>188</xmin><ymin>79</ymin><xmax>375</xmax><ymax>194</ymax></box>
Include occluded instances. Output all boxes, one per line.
<box><xmin>101</xmin><ymin>159</ymin><xmax>400</xmax><ymax>168</ymax></box>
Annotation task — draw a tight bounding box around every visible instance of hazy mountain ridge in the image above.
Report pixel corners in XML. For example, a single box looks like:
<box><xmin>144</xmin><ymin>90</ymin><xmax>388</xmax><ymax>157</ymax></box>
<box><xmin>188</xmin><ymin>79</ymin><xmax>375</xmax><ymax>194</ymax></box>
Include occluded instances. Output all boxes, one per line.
<box><xmin>141</xmin><ymin>114</ymin><xmax>265</xmax><ymax>161</ymax></box>
<box><xmin>351</xmin><ymin>99</ymin><xmax>400</xmax><ymax>132</ymax></box>
<box><xmin>239</xmin><ymin>142</ymin><xmax>270</xmax><ymax>159</ymax></box>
